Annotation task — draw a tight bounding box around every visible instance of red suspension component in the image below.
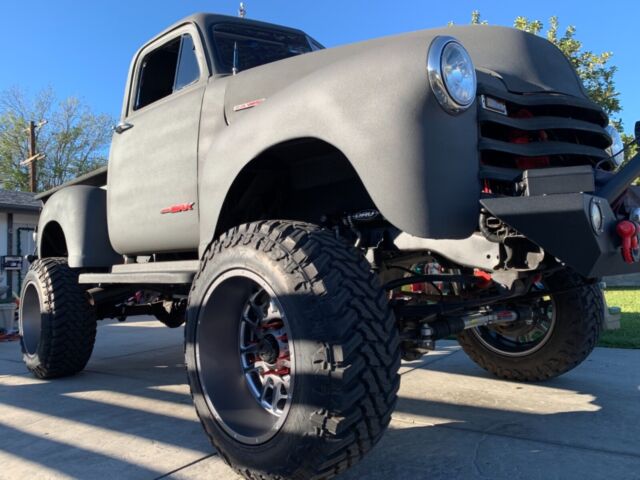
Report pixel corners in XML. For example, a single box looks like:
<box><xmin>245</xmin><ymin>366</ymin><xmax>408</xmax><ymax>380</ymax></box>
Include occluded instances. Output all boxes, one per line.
<box><xmin>509</xmin><ymin>109</ymin><xmax>550</xmax><ymax>170</ymax></box>
<box><xmin>261</xmin><ymin>367</ymin><xmax>290</xmax><ymax>377</ymax></box>
<box><xmin>473</xmin><ymin>269</ymin><xmax>493</xmax><ymax>289</ymax></box>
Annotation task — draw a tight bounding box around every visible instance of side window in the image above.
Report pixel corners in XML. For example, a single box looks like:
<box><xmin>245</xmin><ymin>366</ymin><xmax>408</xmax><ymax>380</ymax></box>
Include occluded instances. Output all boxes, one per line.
<box><xmin>175</xmin><ymin>35</ymin><xmax>200</xmax><ymax>91</ymax></box>
<box><xmin>135</xmin><ymin>34</ymin><xmax>201</xmax><ymax>110</ymax></box>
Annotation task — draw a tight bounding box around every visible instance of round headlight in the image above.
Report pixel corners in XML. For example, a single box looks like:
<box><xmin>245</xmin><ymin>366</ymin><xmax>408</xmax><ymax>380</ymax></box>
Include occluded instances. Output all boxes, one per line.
<box><xmin>427</xmin><ymin>36</ymin><xmax>477</xmax><ymax>114</ymax></box>
<box><xmin>605</xmin><ymin>124</ymin><xmax>625</xmax><ymax>167</ymax></box>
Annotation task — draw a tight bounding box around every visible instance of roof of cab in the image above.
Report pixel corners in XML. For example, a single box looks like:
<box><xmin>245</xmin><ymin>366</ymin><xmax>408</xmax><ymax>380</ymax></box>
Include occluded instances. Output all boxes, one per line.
<box><xmin>150</xmin><ymin>12</ymin><xmax>308</xmax><ymax>44</ymax></box>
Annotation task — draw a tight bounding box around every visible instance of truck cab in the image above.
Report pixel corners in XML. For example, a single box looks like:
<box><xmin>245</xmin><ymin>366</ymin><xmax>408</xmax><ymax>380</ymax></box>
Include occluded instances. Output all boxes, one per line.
<box><xmin>108</xmin><ymin>16</ymin><xmax>323</xmax><ymax>256</ymax></box>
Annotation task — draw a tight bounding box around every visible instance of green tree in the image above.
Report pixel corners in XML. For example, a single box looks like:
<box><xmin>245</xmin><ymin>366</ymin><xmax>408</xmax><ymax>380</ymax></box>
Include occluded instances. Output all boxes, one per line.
<box><xmin>515</xmin><ymin>15</ymin><xmax>619</xmax><ymax>119</ymax></box>
<box><xmin>0</xmin><ymin>87</ymin><xmax>114</xmax><ymax>192</ymax></box>
<box><xmin>468</xmin><ymin>11</ymin><xmax>635</xmax><ymax>156</ymax></box>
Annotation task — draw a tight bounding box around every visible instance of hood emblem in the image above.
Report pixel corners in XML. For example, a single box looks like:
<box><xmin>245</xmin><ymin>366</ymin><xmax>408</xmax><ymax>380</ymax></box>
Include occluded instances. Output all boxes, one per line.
<box><xmin>233</xmin><ymin>98</ymin><xmax>266</xmax><ymax>112</ymax></box>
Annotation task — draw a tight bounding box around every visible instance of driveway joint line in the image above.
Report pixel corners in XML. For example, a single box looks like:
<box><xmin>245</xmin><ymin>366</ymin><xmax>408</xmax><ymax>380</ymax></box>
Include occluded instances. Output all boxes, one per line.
<box><xmin>153</xmin><ymin>453</ymin><xmax>217</xmax><ymax>479</ymax></box>
<box><xmin>400</xmin><ymin>348</ymin><xmax>463</xmax><ymax>377</ymax></box>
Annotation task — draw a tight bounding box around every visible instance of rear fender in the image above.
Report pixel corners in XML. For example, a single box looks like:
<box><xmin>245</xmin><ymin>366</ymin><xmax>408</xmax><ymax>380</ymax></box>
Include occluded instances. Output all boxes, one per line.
<box><xmin>38</xmin><ymin>186</ymin><xmax>121</xmax><ymax>268</ymax></box>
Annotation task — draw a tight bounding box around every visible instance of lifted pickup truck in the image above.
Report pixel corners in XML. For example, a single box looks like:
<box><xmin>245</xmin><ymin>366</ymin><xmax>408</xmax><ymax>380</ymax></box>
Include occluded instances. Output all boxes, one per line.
<box><xmin>19</xmin><ymin>12</ymin><xmax>640</xmax><ymax>480</ymax></box>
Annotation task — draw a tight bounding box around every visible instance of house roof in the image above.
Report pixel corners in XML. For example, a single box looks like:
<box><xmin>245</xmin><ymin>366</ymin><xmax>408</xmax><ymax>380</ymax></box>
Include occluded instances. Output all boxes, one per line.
<box><xmin>0</xmin><ymin>189</ymin><xmax>41</xmax><ymax>213</ymax></box>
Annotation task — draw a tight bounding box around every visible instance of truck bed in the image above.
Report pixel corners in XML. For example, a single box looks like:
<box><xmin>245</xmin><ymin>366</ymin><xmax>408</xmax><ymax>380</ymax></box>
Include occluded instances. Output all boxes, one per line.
<box><xmin>35</xmin><ymin>166</ymin><xmax>108</xmax><ymax>202</ymax></box>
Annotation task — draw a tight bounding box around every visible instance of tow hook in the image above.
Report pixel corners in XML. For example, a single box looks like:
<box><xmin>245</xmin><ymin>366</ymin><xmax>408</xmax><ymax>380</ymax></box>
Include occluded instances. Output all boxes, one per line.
<box><xmin>616</xmin><ymin>220</ymin><xmax>639</xmax><ymax>264</ymax></box>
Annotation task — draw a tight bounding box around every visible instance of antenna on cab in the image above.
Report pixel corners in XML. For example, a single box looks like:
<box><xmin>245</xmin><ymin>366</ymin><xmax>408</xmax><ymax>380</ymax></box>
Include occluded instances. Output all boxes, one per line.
<box><xmin>232</xmin><ymin>3</ymin><xmax>246</xmax><ymax>75</ymax></box>
<box><xmin>232</xmin><ymin>41</ymin><xmax>239</xmax><ymax>75</ymax></box>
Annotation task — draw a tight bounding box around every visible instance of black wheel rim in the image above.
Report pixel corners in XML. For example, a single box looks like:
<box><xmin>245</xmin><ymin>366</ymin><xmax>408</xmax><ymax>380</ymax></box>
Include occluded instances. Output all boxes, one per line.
<box><xmin>239</xmin><ymin>289</ymin><xmax>292</xmax><ymax>416</ymax></box>
<box><xmin>20</xmin><ymin>282</ymin><xmax>42</xmax><ymax>356</ymax></box>
<box><xmin>471</xmin><ymin>292</ymin><xmax>556</xmax><ymax>357</ymax></box>
<box><xmin>195</xmin><ymin>269</ymin><xmax>294</xmax><ymax>444</ymax></box>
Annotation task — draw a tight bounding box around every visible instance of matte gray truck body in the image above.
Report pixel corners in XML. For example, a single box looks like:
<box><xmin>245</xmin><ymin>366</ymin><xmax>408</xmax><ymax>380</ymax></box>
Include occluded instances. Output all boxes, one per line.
<box><xmin>35</xmin><ymin>13</ymin><xmax>639</xmax><ymax>278</ymax></box>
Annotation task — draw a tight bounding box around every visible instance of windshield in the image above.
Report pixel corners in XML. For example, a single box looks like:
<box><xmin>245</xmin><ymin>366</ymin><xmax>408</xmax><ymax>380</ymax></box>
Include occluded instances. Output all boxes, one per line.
<box><xmin>212</xmin><ymin>23</ymin><xmax>321</xmax><ymax>73</ymax></box>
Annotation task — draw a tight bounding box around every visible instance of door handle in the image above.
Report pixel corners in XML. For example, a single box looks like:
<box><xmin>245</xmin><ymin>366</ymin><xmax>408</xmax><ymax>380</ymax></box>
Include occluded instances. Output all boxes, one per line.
<box><xmin>114</xmin><ymin>122</ymin><xmax>134</xmax><ymax>134</ymax></box>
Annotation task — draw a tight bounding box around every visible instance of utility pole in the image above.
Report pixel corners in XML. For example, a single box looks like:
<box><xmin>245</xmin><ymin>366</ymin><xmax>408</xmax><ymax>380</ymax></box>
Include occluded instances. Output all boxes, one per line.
<box><xmin>20</xmin><ymin>120</ymin><xmax>46</xmax><ymax>193</ymax></box>
<box><xmin>27</xmin><ymin>121</ymin><xmax>36</xmax><ymax>193</ymax></box>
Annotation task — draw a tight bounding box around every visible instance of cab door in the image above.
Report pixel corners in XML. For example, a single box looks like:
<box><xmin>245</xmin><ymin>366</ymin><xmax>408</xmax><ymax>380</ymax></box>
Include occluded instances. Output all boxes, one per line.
<box><xmin>108</xmin><ymin>25</ymin><xmax>208</xmax><ymax>255</ymax></box>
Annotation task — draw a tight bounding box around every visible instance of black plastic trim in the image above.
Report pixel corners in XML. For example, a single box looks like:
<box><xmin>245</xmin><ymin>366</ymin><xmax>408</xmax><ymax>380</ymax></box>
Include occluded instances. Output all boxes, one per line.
<box><xmin>479</xmin><ymin>110</ymin><xmax>609</xmax><ymax>140</ymax></box>
<box><xmin>479</xmin><ymin>138</ymin><xmax>610</xmax><ymax>160</ymax></box>
<box><xmin>478</xmin><ymin>85</ymin><xmax>608</xmax><ymax>126</ymax></box>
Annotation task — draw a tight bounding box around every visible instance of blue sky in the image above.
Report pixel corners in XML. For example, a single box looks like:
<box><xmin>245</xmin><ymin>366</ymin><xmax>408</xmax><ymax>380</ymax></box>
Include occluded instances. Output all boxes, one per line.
<box><xmin>1</xmin><ymin>1</ymin><xmax>638</xmax><ymax>133</ymax></box>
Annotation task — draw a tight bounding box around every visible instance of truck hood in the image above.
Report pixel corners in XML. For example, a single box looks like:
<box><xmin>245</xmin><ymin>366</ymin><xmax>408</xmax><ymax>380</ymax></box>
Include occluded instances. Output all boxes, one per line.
<box><xmin>223</xmin><ymin>25</ymin><xmax>589</xmax><ymax>123</ymax></box>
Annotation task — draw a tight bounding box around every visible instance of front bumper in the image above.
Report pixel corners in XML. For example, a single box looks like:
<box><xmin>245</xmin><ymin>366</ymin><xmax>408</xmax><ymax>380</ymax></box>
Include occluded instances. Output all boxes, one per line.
<box><xmin>479</xmin><ymin>131</ymin><xmax>640</xmax><ymax>279</ymax></box>
<box><xmin>481</xmin><ymin>192</ymin><xmax>638</xmax><ymax>278</ymax></box>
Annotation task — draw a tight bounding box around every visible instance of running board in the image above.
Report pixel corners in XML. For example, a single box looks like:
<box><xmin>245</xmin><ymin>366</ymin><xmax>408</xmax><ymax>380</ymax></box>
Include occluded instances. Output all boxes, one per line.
<box><xmin>78</xmin><ymin>260</ymin><xmax>199</xmax><ymax>285</ymax></box>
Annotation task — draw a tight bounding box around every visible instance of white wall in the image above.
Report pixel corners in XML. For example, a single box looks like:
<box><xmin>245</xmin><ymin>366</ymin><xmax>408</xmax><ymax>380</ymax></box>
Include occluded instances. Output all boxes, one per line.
<box><xmin>13</xmin><ymin>212</ymin><xmax>39</xmax><ymax>226</ymax></box>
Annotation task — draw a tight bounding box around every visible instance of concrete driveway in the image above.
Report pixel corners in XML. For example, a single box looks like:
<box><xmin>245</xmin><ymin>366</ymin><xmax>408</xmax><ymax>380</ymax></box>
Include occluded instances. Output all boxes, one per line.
<box><xmin>1</xmin><ymin>317</ymin><xmax>639</xmax><ymax>480</ymax></box>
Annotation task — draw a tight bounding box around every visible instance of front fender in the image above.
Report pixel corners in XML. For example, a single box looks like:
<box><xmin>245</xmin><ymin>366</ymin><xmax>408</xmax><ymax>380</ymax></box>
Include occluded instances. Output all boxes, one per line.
<box><xmin>38</xmin><ymin>186</ymin><xmax>121</xmax><ymax>268</ymax></box>
<box><xmin>198</xmin><ymin>30</ymin><xmax>480</xmax><ymax>253</ymax></box>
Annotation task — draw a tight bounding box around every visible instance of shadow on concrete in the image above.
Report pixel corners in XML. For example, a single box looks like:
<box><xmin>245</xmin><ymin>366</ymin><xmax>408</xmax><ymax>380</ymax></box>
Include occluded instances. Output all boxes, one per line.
<box><xmin>1</xmin><ymin>321</ymin><xmax>639</xmax><ymax>479</ymax></box>
<box><xmin>0</xmin><ymin>422</ymin><xmax>166</xmax><ymax>478</ymax></box>
<box><xmin>0</xmin><ymin>324</ymin><xmax>209</xmax><ymax>479</ymax></box>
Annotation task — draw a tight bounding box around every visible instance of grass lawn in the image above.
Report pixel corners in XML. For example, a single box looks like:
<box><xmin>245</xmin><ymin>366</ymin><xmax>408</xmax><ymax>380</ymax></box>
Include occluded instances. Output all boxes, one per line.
<box><xmin>601</xmin><ymin>289</ymin><xmax>640</xmax><ymax>349</ymax></box>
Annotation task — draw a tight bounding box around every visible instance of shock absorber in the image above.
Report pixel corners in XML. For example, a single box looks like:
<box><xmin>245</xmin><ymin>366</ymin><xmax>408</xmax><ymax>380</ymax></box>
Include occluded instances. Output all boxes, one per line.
<box><xmin>420</xmin><ymin>310</ymin><xmax>519</xmax><ymax>349</ymax></box>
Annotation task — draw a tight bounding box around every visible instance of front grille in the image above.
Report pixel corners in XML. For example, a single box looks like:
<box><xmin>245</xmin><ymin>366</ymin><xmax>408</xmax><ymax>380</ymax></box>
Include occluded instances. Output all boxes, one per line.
<box><xmin>478</xmin><ymin>86</ymin><xmax>611</xmax><ymax>173</ymax></box>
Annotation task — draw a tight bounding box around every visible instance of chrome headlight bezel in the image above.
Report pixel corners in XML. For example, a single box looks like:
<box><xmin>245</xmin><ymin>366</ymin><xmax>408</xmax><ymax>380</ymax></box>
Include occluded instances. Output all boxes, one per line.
<box><xmin>427</xmin><ymin>36</ymin><xmax>477</xmax><ymax>115</ymax></box>
<box><xmin>605</xmin><ymin>124</ymin><xmax>625</xmax><ymax>168</ymax></box>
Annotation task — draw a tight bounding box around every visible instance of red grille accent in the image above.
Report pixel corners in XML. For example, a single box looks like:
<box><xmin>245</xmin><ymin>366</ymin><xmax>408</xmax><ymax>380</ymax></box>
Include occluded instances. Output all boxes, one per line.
<box><xmin>509</xmin><ymin>109</ymin><xmax>550</xmax><ymax>170</ymax></box>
